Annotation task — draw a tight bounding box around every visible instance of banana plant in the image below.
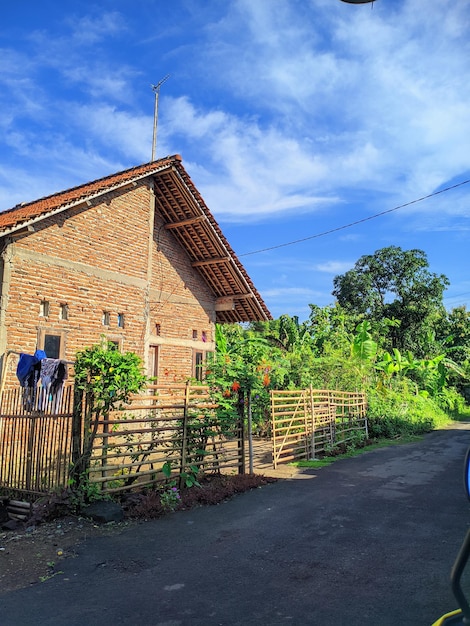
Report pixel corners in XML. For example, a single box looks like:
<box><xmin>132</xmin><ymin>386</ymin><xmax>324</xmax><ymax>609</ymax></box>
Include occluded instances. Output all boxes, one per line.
<box><xmin>351</xmin><ymin>321</ymin><xmax>378</xmax><ymax>361</ymax></box>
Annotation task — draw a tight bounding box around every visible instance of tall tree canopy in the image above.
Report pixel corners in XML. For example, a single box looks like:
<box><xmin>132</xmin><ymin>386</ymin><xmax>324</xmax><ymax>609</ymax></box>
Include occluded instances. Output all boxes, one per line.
<box><xmin>332</xmin><ymin>246</ymin><xmax>449</xmax><ymax>356</ymax></box>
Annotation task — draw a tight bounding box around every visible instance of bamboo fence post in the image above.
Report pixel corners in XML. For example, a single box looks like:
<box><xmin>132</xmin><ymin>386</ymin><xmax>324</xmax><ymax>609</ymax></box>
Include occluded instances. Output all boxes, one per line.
<box><xmin>237</xmin><ymin>388</ymin><xmax>245</xmax><ymax>474</ymax></box>
<box><xmin>71</xmin><ymin>387</ymin><xmax>83</xmax><ymax>473</ymax></box>
<box><xmin>247</xmin><ymin>388</ymin><xmax>253</xmax><ymax>474</ymax></box>
<box><xmin>70</xmin><ymin>390</ymin><xmax>94</xmax><ymax>486</ymax></box>
<box><xmin>271</xmin><ymin>390</ymin><xmax>276</xmax><ymax>469</ymax></box>
<box><xmin>179</xmin><ymin>381</ymin><xmax>190</xmax><ymax>489</ymax></box>
<box><xmin>25</xmin><ymin>414</ymin><xmax>36</xmax><ymax>492</ymax></box>
<box><xmin>302</xmin><ymin>388</ymin><xmax>308</xmax><ymax>460</ymax></box>
<box><xmin>101</xmin><ymin>415</ymin><xmax>109</xmax><ymax>490</ymax></box>
<box><xmin>309</xmin><ymin>385</ymin><xmax>316</xmax><ymax>460</ymax></box>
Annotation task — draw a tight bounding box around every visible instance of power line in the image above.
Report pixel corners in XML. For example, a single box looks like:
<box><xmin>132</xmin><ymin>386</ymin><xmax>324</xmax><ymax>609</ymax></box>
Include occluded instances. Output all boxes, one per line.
<box><xmin>239</xmin><ymin>178</ymin><xmax>470</xmax><ymax>257</ymax></box>
<box><xmin>444</xmin><ymin>291</ymin><xmax>470</xmax><ymax>302</ymax></box>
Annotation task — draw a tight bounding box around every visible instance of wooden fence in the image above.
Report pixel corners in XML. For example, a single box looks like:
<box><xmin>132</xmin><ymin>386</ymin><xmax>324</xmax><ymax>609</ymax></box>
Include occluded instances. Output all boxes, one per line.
<box><xmin>0</xmin><ymin>383</ymin><xmax>244</xmax><ymax>499</ymax></box>
<box><xmin>84</xmin><ymin>384</ymin><xmax>244</xmax><ymax>495</ymax></box>
<box><xmin>271</xmin><ymin>388</ymin><xmax>368</xmax><ymax>468</ymax></box>
<box><xmin>1</xmin><ymin>380</ymin><xmax>367</xmax><ymax>497</ymax></box>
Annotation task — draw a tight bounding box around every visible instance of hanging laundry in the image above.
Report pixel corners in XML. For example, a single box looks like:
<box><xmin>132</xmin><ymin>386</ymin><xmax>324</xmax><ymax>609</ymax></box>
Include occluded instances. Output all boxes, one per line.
<box><xmin>16</xmin><ymin>350</ymin><xmax>47</xmax><ymax>412</ymax></box>
<box><xmin>16</xmin><ymin>350</ymin><xmax>47</xmax><ymax>386</ymax></box>
<box><xmin>39</xmin><ymin>358</ymin><xmax>68</xmax><ymax>413</ymax></box>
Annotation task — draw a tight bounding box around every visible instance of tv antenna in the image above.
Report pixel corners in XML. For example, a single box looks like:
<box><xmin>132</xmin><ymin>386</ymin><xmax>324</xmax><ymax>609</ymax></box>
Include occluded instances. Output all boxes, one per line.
<box><xmin>151</xmin><ymin>74</ymin><xmax>170</xmax><ymax>161</ymax></box>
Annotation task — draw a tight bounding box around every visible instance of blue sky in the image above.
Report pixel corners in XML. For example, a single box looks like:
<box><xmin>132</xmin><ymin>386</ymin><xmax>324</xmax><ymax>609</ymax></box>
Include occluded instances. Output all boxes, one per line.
<box><xmin>1</xmin><ymin>0</ymin><xmax>469</xmax><ymax>321</ymax></box>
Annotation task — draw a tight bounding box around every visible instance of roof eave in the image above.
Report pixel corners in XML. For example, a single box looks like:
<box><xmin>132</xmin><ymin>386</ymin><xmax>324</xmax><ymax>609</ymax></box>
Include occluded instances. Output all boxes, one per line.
<box><xmin>153</xmin><ymin>164</ymin><xmax>272</xmax><ymax>323</ymax></box>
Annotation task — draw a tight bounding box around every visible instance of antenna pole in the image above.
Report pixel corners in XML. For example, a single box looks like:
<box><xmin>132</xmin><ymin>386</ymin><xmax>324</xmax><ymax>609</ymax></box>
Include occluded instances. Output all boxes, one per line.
<box><xmin>151</xmin><ymin>75</ymin><xmax>170</xmax><ymax>161</ymax></box>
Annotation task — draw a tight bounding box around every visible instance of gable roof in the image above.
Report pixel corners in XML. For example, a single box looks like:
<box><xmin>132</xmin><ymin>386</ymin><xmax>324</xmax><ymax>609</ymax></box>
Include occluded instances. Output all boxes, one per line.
<box><xmin>0</xmin><ymin>155</ymin><xmax>272</xmax><ymax>323</ymax></box>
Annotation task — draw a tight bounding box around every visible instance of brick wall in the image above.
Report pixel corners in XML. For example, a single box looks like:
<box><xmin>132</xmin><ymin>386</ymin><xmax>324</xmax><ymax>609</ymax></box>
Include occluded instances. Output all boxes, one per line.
<box><xmin>0</xmin><ymin>180</ymin><xmax>216</xmax><ymax>388</ymax></box>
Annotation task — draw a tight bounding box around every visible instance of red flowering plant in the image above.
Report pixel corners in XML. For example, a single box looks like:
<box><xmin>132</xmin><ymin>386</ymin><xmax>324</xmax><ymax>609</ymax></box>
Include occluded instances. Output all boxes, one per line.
<box><xmin>205</xmin><ymin>324</ymin><xmax>289</xmax><ymax>436</ymax></box>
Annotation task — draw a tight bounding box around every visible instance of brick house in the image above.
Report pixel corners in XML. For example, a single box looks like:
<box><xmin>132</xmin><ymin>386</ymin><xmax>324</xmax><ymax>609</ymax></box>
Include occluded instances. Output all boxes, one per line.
<box><xmin>0</xmin><ymin>155</ymin><xmax>271</xmax><ymax>388</ymax></box>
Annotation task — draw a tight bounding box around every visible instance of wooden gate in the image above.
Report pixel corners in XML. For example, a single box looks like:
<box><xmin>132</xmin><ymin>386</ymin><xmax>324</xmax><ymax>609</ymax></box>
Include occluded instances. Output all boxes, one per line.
<box><xmin>0</xmin><ymin>385</ymin><xmax>77</xmax><ymax>496</ymax></box>
<box><xmin>271</xmin><ymin>387</ymin><xmax>367</xmax><ymax>468</ymax></box>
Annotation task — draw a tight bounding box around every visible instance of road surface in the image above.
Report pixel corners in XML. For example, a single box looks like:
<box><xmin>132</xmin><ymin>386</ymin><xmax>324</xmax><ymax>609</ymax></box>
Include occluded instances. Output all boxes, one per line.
<box><xmin>1</xmin><ymin>423</ymin><xmax>470</xmax><ymax>625</ymax></box>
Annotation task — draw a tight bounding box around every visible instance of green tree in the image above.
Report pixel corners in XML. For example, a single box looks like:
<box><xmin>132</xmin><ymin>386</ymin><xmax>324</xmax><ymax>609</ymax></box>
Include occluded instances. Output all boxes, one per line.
<box><xmin>71</xmin><ymin>339</ymin><xmax>148</xmax><ymax>486</ymax></box>
<box><xmin>307</xmin><ymin>303</ymin><xmax>355</xmax><ymax>357</ymax></box>
<box><xmin>332</xmin><ymin>246</ymin><xmax>449</xmax><ymax>357</ymax></box>
<box><xmin>438</xmin><ymin>306</ymin><xmax>470</xmax><ymax>399</ymax></box>
<box><xmin>437</xmin><ymin>306</ymin><xmax>470</xmax><ymax>365</ymax></box>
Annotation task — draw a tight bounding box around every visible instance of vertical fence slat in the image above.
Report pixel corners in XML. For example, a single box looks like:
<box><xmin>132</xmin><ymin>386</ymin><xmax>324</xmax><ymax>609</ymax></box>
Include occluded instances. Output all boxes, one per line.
<box><xmin>178</xmin><ymin>382</ymin><xmax>190</xmax><ymax>489</ymax></box>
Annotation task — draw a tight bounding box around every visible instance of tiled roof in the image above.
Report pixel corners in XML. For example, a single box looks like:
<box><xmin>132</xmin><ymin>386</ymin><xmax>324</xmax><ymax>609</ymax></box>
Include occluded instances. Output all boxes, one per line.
<box><xmin>0</xmin><ymin>156</ymin><xmax>179</xmax><ymax>233</ymax></box>
<box><xmin>0</xmin><ymin>155</ymin><xmax>271</xmax><ymax>323</ymax></box>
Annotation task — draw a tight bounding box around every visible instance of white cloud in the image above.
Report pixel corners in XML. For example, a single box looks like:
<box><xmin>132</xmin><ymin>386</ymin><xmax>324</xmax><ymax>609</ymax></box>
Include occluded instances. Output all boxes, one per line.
<box><xmin>208</xmin><ymin>0</ymin><xmax>470</xmax><ymax>202</ymax></box>
<box><xmin>30</xmin><ymin>11</ymin><xmax>128</xmax><ymax>48</ymax></box>
<box><xmin>71</xmin><ymin>104</ymin><xmax>152</xmax><ymax>162</ymax></box>
<box><xmin>314</xmin><ymin>261</ymin><xmax>354</xmax><ymax>274</ymax></box>
<box><xmin>164</xmin><ymin>96</ymin><xmax>337</xmax><ymax>221</ymax></box>
<box><xmin>2</xmin><ymin>0</ymin><xmax>468</xmax><ymax>315</ymax></box>
<box><xmin>153</xmin><ymin>0</ymin><xmax>470</xmax><ymax>225</ymax></box>
<box><xmin>62</xmin><ymin>64</ymin><xmax>139</xmax><ymax>103</ymax></box>
<box><xmin>64</xmin><ymin>12</ymin><xmax>128</xmax><ymax>45</ymax></box>
<box><xmin>1</xmin><ymin>0</ymin><xmax>470</xmax><ymax>232</ymax></box>
<box><xmin>262</xmin><ymin>287</ymin><xmax>321</xmax><ymax>298</ymax></box>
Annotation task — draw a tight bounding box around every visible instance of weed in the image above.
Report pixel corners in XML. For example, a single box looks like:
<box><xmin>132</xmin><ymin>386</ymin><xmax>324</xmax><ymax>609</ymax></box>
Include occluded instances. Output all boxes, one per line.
<box><xmin>39</xmin><ymin>560</ymin><xmax>63</xmax><ymax>583</ymax></box>
<box><xmin>67</xmin><ymin>470</ymin><xmax>107</xmax><ymax>511</ymax></box>
<box><xmin>159</xmin><ymin>487</ymin><xmax>181</xmax><ymax>512</ymax></box>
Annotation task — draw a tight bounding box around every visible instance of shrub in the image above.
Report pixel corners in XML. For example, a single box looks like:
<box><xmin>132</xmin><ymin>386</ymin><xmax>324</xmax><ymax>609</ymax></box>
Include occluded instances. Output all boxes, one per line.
<box><xmin>435</xmin><ymin>386</ymin><xmax>466</xmax><ymax>414</ymax></box>
<box><xmin>366</xmin><ymin>386</ymin><xmax>445</xmax><ymax>439</ymax></box>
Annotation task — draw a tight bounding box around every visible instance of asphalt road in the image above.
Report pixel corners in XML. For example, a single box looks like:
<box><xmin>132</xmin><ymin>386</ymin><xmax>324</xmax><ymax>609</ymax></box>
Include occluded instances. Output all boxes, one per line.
<box><xmin>2</xmin><ymin>423</ymin><xmax>470</xmax><ymax>626</ymax></box>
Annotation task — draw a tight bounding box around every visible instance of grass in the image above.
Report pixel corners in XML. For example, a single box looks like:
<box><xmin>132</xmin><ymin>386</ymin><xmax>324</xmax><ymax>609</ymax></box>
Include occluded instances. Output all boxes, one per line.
<box><xmin>434</xmin><ymin>407</ymin><xmax>470</xmax><ymax>430</ymax></box>
<box><xmin>39</xmin><ymin>560</ymin><xmax>63</xmax><ymax>583</ymax></box>
<box><xmin>291</xmin><ymin>434</ymin><xmax>430</xmax><ymax>469</ymax></box>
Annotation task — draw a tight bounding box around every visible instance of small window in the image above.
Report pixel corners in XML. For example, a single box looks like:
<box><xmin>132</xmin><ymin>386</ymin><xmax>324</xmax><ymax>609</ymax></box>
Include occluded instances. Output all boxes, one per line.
<box><xmin>155</xmin><ymin>323</ymin><xmax>161</xmax><ymax>336</ymax></box>
<box><xmin>60</xmin><ymin>304</ymin><xmax>69</xmax><ymax>321</ymax></box>
<box><xmin>39</xmin><ymin>300</ymin><xmax>50</xmax><ymax>317</ymax></box>
<box><xmin>192</xmin><ymin>329</ymin><xmax>198</xmax><ymax>340</ymax></box>
<box><xmin>44</xmin><ymin>334</ymin><xmax>61</xmax><ymax>359</ymax></box>
<box><xmin>117</xmin><ymin>313</ymin><xmax>125</xmax><ymax>328</ymax></box>
<box><xmin>148</xmin><ymin>345</ymin><xmax>159</xmax><ymax>380</ymax></box>
<box><xmin>37</xmin><ymin>328</ymin><xmax>66</xmax><ymax>360</ymax></box>
<box><xmin>102</xmin><ymin>311</ymin><xmax>110</xmax><ymax>326</ymax></box>
<box><xmin>193</xmin><ymin>351</ymin><xmax>204</xmax><ymax>382</ymax></box>
<box><xmin>202</xmin><ymin>331</ymin><xmax>207</xmax><ymax>343</ymax></box>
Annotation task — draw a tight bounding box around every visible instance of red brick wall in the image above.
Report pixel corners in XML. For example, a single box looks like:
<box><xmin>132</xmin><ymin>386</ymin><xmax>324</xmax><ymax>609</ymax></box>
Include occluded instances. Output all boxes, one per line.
<box><xmin>0</xmin><ymin>180</ymin><xmax>215</xmax><ymax>388</ymax></box>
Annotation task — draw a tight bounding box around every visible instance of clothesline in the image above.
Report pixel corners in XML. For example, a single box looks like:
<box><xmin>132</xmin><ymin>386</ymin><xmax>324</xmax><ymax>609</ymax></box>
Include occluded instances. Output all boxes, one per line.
<box><xmin>5</xmin><ymin>349</ymin><xmax>75</xmax><ymax>365</ymax></box>
<box><xmin>0</xmin><ymin>350</ymin><xmax>74</xmax><ymax>398</ymax></box>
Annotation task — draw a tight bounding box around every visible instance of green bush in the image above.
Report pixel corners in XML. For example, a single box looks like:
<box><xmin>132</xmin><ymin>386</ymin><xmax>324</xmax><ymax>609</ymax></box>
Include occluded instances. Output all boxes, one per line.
<box><xmin>302</xmin><ymin>356</ymin><xmax>371</xmax><ymax>392</ymax></box>
<box><xmin>366</xmin><ymin>386</ymin><xmax>445</xmax><ymax>439</ymax></box>
<box><xmin>71</xmin><ymin>339</ymin><xmax>148</xmax><ymax>489</ymax></box>
<box><xmin>434</xmin><ymin>386</ymin><xmax>466</xmax><ymax>414</ymax></box>
<box><xmin>74</xmin><ymin>339</ymin><xmax>147</xmax><ymax>412</ymax></box>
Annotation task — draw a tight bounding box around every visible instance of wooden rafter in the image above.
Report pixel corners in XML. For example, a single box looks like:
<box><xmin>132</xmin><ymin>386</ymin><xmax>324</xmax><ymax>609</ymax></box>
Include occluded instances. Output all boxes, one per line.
<box><xmin>165</xmin><ymin>215</ymin><xmax>206</xmax><ymax>230</ymax></box>
<box><xmin>192</xmin><ymin>257</ymin><xmax>230</xmax><ymax>267</ymax></box>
